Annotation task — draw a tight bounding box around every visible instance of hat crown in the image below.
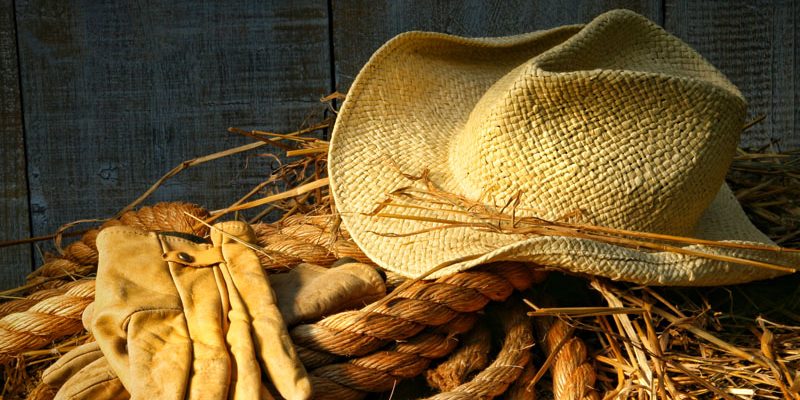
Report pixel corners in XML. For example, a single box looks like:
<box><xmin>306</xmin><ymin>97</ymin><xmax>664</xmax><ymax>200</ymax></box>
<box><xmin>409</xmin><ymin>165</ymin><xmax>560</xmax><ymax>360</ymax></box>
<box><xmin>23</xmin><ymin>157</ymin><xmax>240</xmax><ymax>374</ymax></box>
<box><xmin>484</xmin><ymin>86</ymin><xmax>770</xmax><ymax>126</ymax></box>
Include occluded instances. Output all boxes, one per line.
<box><xmin>328</xmin><ymin>10</ymin><xmax>794</xmax><ymax>284</ymax></box>
<box><xmin>449</xmin><ymin>10</ymin><xmax>745</xmax><ymax>235</ymax></box>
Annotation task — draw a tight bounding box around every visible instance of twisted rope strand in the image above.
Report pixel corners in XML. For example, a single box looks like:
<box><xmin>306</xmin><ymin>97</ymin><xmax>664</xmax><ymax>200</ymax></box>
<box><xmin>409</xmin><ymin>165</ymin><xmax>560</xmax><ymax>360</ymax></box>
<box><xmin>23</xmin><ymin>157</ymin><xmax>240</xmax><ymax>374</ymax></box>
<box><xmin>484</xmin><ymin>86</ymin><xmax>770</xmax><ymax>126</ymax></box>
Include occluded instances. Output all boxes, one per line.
<box><xmin>292</xmin><ymin>263</ymin><xmax>533</xmax><ymax>358</ymax></box>
<box><xmin>537</xmin><ymin>317</ymin><xmax>600</xmax><ymax>400</ymax></box>
<box><xmin>253</xmin><ymin>219</ymin><xmax>373</xmax><ymax>269</ymax></box>
<box><xmin>424</xmin><ymin>299</ymin><xmax>535</xmax><ymax>400</ymax></box>
<box><xmin>0</xmin><ymin>283</ymin><xmax>74</xmax><ymax>318</ymax></box>
<box><xmin>299</xmin><ymin>264</ymin><xmax>538</xmax><ymax>399</ymax></box>
<box><xmin>504</xmin><ymin>360</ymin><xmax>537</xmax><ymax>400</ymax></box>
<box><xmin>0</xmin><ymin>280</ymin><xmax>95</xmax><ymax>365</ymax></box>
<box><xmin>426</xmin><ymin>322</ymin><xmax>492</xmax><ymax>391</ymax></box>
<box><xmin>308</xmin><ymin>330</ymin><xmax>462</xmax><ymax>399</ymax></box>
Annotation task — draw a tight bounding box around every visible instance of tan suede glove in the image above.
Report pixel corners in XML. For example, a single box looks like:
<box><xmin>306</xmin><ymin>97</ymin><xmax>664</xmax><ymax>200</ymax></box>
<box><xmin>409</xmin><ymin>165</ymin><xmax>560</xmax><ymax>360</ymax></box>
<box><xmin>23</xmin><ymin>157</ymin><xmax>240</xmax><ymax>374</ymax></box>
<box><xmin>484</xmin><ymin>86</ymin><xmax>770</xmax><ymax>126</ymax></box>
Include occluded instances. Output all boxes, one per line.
<box><xmin>41</xmin><ymin>341</ymin><xmax>127</xmax><ymax>400</ymax></box>
<box><xmin>41</xmin><ymin>300</ymin><xmax>128</xmax><ymax>400</ymax></box>
<box><xmin>271</xmin><ymin>262</ymin><xmax>386</xmax><ymax>326</ymax></box>
<box><xmin>203</xmin><ymin>222</ymin><xmax>310</xmax><ymax>400</ymax></box>
<box><xmin>89</xmin><ymin>221</ymin><xmax>310</xmax><ymax>400</ymax></box>
<box><xmin>52</xmin><ymin>223</ymin><xmax>385</xmax><ymax>399</ymax></box>
<box><xmin>91</xmin><ymin>225</ymin><xmax>230</xmax><ymax>399</ymax></box>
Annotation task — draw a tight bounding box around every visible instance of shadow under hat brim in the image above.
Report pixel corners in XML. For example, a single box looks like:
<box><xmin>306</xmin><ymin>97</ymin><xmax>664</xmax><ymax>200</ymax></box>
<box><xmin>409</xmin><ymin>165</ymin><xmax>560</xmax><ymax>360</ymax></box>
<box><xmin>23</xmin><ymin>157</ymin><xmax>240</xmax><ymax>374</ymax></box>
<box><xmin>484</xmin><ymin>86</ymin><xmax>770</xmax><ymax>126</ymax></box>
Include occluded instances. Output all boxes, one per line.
<box><xmin>328</xmin><ymin>12</ymin><xmax>797</xmax><ymax>285</ymax></box>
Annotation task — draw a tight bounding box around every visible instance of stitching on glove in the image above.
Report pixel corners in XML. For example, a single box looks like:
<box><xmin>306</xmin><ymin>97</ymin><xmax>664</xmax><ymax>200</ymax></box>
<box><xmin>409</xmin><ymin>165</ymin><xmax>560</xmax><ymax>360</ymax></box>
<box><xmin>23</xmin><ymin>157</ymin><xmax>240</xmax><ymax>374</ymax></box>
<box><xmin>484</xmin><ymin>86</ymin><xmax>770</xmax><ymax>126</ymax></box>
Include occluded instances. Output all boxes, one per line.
<box><xmin>158</xmin><ymin>231</ymin><xmax>210</xmax><ymax>244</ymax></box>
<box><xmin>120</xmin><ymin>308</ymin><xmax>184</xmax><ymax>331</ymax></box>
<box><xmin>69</xmin><ymin>376</ymin><xmax>123</xmax><ymax>399</ymax></box>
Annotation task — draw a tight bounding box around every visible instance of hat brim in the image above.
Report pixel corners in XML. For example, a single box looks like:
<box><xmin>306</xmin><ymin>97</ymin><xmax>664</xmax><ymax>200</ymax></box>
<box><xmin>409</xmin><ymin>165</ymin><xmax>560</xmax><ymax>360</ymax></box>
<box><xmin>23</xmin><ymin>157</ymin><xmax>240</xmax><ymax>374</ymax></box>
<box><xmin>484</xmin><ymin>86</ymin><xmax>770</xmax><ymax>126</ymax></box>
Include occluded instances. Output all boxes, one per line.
<box><xmin>328</xmin><ymin>14</ymin><xmax>796</xmax><ymax>285</ymax></box>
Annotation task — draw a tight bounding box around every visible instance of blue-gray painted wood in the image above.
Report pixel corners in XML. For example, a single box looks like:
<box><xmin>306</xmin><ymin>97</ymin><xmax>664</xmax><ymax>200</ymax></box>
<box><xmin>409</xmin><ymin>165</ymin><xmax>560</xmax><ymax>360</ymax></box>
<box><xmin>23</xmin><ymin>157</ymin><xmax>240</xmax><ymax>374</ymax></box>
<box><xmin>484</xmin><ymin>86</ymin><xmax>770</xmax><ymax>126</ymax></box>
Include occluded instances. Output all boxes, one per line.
<box><xmin>14</xmin><ymin>0</ymin><xmax>331</xmax><ymax>266</ymax></box>
<box><xmin>331</xmin><ymin>0</ymin><xmax>664</xmax><ymax>92</ymax></box>
<box><xmin>0</xmin><ymin>1</ymin><xmax>799</xmax><ymax>290</ymax></box>
<box><xmin>0</xmin><ymin>0</ymin><xmax>31</xmax><ymax>290</ymax></box>
<box><xmin>666</xmin><ymin>0</ymin><xmax>798</xmax><ymax>149</ymax></box>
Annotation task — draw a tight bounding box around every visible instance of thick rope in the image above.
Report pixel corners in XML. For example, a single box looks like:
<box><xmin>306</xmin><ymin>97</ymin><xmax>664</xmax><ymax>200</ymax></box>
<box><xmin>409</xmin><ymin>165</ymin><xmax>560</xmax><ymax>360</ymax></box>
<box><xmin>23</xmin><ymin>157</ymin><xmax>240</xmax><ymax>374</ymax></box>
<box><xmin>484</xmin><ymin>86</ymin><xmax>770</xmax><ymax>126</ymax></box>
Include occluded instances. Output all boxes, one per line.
<box><xmin>0</xmin><ymin>283</ymin><xmax>74</xmax><ymax>319</ymax></box>
<box><xmin>20</xmin><ymin>265</ymin><xmax>538</xmax><ymax>400</ymax></box>
<box><xmin>0</xmin><ymin>280</ymin><xmax>95</xmax><ymax>365</ymax></box>
<box><xmin>505</xmin><ymin>360</ymin><xmax>537</xmax><ymax>400</ymax></box>
<box><xmin>253</xmin><ymin>217</ymin><xmax>373</xmax><ymax>269</ymax></box>
<box><xmin>292</xmin><ymin>264</ymin><xmax>532</xmax><ymax>357</ymax></box>
<box><xmin>294</xmin><ymin>263</ymin><xmax>540</xmax><ymax>399</ymax></box>
<box><xmin>308</xmin><ymin>330</ymin><xmax>462</xmax><ymax>399</ymax></box>
<box><xmin>425</xmin><ymin>322</ymin><xmax>492</xmax><ymax>391</ymax></box>
<box><xmin>424</xmin><ymin>299</ymin><xmax>535</xmax><ymax>400</ymax></box>
<box><xmin>6</xmin><ymin>211</ymin><xmax>547</xmax><ymax>399</ymax></box>
<box><xmin>537</xmin><ymin>317</ymin><xmax>600</xmax><ymax>400</ymax></box>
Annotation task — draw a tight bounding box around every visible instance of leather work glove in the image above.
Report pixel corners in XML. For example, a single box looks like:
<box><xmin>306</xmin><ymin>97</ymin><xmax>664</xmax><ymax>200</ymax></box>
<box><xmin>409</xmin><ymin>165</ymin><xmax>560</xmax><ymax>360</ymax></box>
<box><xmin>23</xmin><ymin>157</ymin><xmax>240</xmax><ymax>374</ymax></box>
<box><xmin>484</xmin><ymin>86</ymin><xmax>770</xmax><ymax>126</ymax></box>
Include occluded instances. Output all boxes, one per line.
<box><xmin>271</xmin><ymin>262</ymin><xmax>386</xmax><ymax>326</ymax></box>
<box><xmin>90</xmin><ymin>221</ymin><xmax>311</xmax><ymax>400</ymax></box>
<box><xmin>45</xmin><ymin>224</ymin><xmax>385</xmax><ymax>400</ymax></box>
<box><xmin>39</xmin><ymin>301</ymin><xmax>128</xmax><ymax>400</ymax></box>
<box><xmin>41</xmin><ymin>341</ymin><xmax>129</xmax><ymax>400</ymax></box>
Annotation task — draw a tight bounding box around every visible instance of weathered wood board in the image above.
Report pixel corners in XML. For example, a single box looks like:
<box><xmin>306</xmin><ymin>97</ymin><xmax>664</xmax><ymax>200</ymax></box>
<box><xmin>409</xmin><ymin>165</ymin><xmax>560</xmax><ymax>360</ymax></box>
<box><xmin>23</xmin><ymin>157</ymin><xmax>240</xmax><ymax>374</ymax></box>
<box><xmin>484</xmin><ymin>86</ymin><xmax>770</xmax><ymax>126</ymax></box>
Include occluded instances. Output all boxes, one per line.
<box><xmin>0</xmin><ymin>1</ymin><xmax>798</xmax><ymax>290</ymax></box>
<box><xmin>666</xmin><ymin>0</ymin><xmax>797</xmax><ymax>149</ymax></box>
<box><xmin>331</xmin><ymin>0</ymin><xmax>664</xmax><ymax>91</ymax></box>
<box><xmin>14</xmin><ymin>0</ymin><xmax>331</xmax><ymax>266</ymax></box>
<box><xmin>0</xmin><ymin>0</ymin><xmax>31</xmax><ymax>289</ymax></box>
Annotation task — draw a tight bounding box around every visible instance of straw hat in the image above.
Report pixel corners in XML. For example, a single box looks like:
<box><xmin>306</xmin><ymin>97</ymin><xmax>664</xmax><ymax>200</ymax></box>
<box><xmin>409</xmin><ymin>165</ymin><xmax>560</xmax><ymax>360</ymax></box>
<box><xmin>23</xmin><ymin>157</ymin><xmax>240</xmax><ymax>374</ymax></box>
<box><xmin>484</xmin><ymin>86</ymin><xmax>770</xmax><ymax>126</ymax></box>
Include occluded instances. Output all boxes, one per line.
<box><xmin>328</xmin><ymin>9</ymin><xmax>798</xmax><ymax>285</ymax></box>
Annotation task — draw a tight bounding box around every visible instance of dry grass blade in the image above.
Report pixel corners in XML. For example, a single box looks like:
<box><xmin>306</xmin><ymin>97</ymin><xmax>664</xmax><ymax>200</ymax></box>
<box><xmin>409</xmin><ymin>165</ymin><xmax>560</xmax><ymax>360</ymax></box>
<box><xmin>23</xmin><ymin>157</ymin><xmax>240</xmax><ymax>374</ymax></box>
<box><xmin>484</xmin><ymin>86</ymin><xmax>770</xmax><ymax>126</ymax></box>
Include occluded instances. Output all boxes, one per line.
<box><xmin>585</xmin><ymin>276</ymin><xmax>800</xmax><ymax>399</ymax></box>
<box><xmin>368</xmin><ymin>171</ymin><xmax>798</xmax><ymax>275</ymax></box>
<box><xmin>219</xmin><ymin>177</ymin><xmax>329</xmax><ymax>213</ymax></box>
<box><xmin>120</xmin><ymin>118</ymin><xmax>333</xmax><ymax>221</ymax></box>
<box><xmin>0</xmin><ymin>230</ymin><xmax>85</xmax><ymax>249</ymax></box>
<box><xmin>729</xmin><ymin>147</ymin><xmax>800</xmax><ymax>248</ymax></box>
<box><xmin>184</xmin><ymin>213</ymin><xmax>288</xmax><ymax>266</ymax></box>
<box><xmin>116</xmin><ymin>141</ymin><xmax>267</xmax><ymax>217</ymax></box>
<box><xmin>286</xmin><ymin>147</ymin><xmax>328</xmax><ymax>157</ymax></box>
<box><xmin>591</xmin><ymin>280</ymin><xmax>654</xmax><ymax>390</ymax></box>
<box><xmin>52</xmin><ymin>218</ymin><xmax>106</xmax><ymax>255</ymax></box>
<box><xmin>526</xmin><ymin>322</ymin><xmax>576</xmax><ymax>391</ymax></box>
<box><xmin>599</xmin><ymin>280</ymin><xmax>770</xmax><ymax>367</ymax></box>
<box><xmin>527</xmin><ymin>306</ymin><xmax>646</xmax><ymax>318</ymax></box>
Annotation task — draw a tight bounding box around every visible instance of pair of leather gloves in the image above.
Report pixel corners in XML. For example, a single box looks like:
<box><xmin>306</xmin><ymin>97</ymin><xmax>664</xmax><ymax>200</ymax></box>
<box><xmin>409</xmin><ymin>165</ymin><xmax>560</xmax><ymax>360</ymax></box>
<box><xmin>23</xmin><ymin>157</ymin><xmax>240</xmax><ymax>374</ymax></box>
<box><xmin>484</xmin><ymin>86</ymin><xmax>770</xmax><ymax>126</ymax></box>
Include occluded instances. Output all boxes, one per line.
<box><xmin>41</xmin><ymin>221</ymin><xmax>386</xmax><ymax>400</ymax></box>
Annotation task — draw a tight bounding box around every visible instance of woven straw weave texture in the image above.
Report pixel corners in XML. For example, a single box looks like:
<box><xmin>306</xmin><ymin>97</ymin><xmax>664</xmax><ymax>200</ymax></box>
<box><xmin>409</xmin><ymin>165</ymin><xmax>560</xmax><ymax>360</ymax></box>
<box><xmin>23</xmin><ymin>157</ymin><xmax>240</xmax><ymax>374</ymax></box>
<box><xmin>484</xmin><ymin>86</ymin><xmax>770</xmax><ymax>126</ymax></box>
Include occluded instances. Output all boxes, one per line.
<box><xmin>328</xmin><ymin>9</ymin><xmax>798</xmax><ymax>285</ymax></box>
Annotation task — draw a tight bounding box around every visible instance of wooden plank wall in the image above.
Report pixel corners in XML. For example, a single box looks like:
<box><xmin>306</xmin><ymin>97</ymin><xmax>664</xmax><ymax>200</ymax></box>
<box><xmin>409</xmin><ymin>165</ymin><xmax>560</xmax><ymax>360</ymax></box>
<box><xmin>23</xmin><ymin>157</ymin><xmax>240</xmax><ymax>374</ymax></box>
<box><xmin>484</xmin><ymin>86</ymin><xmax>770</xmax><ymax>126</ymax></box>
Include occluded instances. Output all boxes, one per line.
<box><xmin>0</xmin><ymin>1</ymin><xmax>797</xmax><ymax>289</ymax></box>
<box><xmin>0</xmin><ymin>0</ymin><xmax>31</xmax><ymax>288</ymax></box>
<box><xmin>331</xmin><ymin>1</ymin><xmax>662</xmax><ymax>90</ymax></box>
<box><xmin>665</xmin><ymin>0</ymin><xmax>798</xmax><ymax>149</ymax></box>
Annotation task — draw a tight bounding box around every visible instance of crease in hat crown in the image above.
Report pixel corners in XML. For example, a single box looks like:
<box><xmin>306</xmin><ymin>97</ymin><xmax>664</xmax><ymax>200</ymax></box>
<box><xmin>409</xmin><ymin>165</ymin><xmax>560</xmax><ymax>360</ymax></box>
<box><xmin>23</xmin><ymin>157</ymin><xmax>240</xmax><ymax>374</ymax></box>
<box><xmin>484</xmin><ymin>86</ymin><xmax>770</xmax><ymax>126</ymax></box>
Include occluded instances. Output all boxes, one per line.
<box><xmin>448</xmin><ymin>9</ymin><xmax>745</xmax><ymax>237</ymax></box>
<box><xmin>328</xmin><ymin>9</ymin><xmax>797</xmax><ymax>285</ymax></box>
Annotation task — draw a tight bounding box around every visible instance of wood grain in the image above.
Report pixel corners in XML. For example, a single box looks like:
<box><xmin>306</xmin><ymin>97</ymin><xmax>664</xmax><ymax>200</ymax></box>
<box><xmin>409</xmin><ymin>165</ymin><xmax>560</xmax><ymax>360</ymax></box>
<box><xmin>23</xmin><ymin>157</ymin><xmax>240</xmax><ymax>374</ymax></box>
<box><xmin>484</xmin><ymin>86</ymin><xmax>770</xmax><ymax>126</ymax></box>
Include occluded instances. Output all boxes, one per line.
<box><xmin>0</xmin><ymin>0</ymin><xmax>32</xmax><ymax>289</ymax></box>
<box><xmin>1</xmin><ymin>2</ymin><xmax>799</xmax><ymax>290</ymax></box>
<box><xmin>15</xmin><ymin>0</ymin><xmax>331</xmax><ymax>257</ymax></box>
<box><xmin>331</xmin><ymin>0</ymin><xmax>663</xmax><ymax>91</ymax></box>
<box><xmin>665</xmin><ymin>0</ymin><xmax>798</xmax><ymax>149</ymax></box>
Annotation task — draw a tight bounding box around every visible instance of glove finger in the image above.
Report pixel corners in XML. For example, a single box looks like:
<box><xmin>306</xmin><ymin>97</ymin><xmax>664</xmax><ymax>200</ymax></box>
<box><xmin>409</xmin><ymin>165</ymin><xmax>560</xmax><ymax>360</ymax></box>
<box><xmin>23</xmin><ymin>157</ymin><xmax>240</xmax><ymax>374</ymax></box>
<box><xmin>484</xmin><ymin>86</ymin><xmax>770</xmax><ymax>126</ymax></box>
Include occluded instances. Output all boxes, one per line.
<box><xmin>43</xmin><ymin>341</ymin><xmax>103</xmax><ymax>388</ymax></box>
<box><xmin>219</xmin><ymin>262</ymin><xmax>269</xmax><ymax>399</ymax></box>
<box><xmin>54</xmin><ymin>356</ymin><xmax>129</xmax><ymax>400</ymax></box>
<box><xmin>213</xmin><ymin>222</ymin><xmax>312</xmax><ymax>400</ymax></box>
<box><xmin>168</xmin><ymin>253</ymin><xmax>231</xmax><ymax>399</ymax></box>
<box><xmin>271</xmin><ymin>262</ymin><xmax>386</xmax><ymax>326</ymax></box>
<box><xmin>81</xmin><ymin>302</ymin><xmax>94</xmax><ymax>333</ymax></box>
